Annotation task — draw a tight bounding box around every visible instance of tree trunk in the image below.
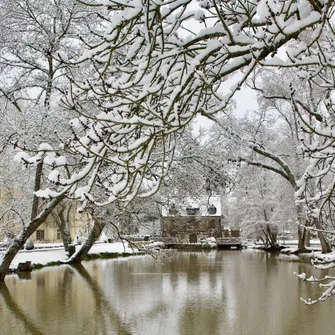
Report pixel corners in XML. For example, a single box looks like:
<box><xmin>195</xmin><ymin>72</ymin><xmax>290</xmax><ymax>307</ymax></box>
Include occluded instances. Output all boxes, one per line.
<box><xmin>68</xmin><ymin>206</ymin><xmax>109</xmax><ymax>263</ymax></box>
<box><xmin>262</xmin><ymin>230</ymin><xmax>271</xmax><ymax>247</ymax></box>
<box><xmin>296</xmin><ymin>203</ymin><xmax>308</xmax><ymax>252</ymax></box>
<box><xmin>313</xmin><ymin>218</ymin><xmax>332</xmax><ymax>253</ymax></box>
<box><xmin>268</xmin><ymin>223</ymin><xmax>278</xmax><ymax>245</ymax></box>
<box><xmin>30</xmin><ymin>161</ymin><xmax>43</xmax><ymax>220</ymax></box>
<box><xmin>68</xmin><ymin>220</ymin><xmax>105</xmax><ymax>263</ymax></box>
<box><xmin>61</xmin><ymin>222</ymin><xmax>72</xmax><ymax>252</ymax></box>
<box><xmin>0</xmin><ymin>195</ymin><xmax>64</xmax><ymax>281</ymax></box>
<box><xmin>298</xmin><ymin>226</ymin><xmax>307</xmax><ymax>252</ymax></box>
<box><xmin>53</xmin><ymin>204</ymin><xmax>72</xmax><ymax>252</ymax></box>
<box><xmin>305</xmin><ymin>229</ymin><xmax>311</xmax><ymax>247</ymax></box>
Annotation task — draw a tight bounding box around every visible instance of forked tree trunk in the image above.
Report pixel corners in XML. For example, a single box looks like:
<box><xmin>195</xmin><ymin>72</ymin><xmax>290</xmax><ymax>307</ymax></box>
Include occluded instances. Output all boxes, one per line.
<box><xmin>313</xmin><ymin>218</ymin><xmax>332</xmax><ymax>253</ymax></box>
<box><xmin>297</xmin><ymin>218</ymin><xmax>331</xmax><ymax>253</ymax></box>
<box><xmin>266</xmin><ymin>224</ymin><xmax>277</xmax><ymax>246</ymax></box>
<box><xmin>0</xmin><ymin>195</ymin><xmax>64</xmax><ymax>281</ymax></box>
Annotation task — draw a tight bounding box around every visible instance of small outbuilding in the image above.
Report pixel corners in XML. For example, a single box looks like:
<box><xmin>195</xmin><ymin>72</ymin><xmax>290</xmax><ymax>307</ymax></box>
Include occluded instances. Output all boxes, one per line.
<box><xmin>161</xmin><ymin>196</ymin><xmax>223</xmax><ymax>243</ymax></box>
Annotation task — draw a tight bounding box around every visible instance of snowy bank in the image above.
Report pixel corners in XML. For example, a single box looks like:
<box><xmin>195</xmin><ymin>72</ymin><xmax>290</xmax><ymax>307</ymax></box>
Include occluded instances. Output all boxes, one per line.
<box><xmin>0</xmin><ymin>242</ymin><xmax>136</xmax><ymax>271</ymax></box>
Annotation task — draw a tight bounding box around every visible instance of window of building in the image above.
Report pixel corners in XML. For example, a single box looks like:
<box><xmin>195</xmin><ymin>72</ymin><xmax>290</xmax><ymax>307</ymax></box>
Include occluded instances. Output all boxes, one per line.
<box><xmin>189</xmin><ymin>234</ymin><xmax>198</xmax><ymax>243</ymax></box>
<box><xmin>57</xmin><ymin>229</ymin><xmax>61</xmax><ymax>240</ymax></box>
<box><xmin>209</xmin><ymin>219</ymin><xmax>217</xmax><ymax>228</ymax></box>
<box><xmin>208</xmin><ymin>204</ymin><xmax>217</xmax><ymax>215</ymax></box>
<box><xmin>169</xmin><ymin>204</ymin><xmax>179</xmax><ymax>215</ymax></box>
<box><xmin>186</xmin><ymin>207</ymin><xmax>200</xmax><ymax>215</ymax></box>
<box><xmin>36</xmin><ymin>230</ymin><xmax>45</xmax><ymax>241</ymax></box>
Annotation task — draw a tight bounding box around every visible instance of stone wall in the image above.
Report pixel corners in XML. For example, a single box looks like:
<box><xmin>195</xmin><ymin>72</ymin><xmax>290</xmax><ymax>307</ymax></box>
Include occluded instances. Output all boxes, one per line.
<box><xmin>161</xmin><ymin>216</ymin><xmax>222</xmax><ymax>243</ymax></box>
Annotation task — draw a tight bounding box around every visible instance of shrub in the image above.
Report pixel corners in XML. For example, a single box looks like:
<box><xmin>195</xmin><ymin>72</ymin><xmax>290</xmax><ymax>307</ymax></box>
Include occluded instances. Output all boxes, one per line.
<box><xmin>25</xmin><ymin>238</ymin><xmax>35</xmax><ymax>250</ymax></box>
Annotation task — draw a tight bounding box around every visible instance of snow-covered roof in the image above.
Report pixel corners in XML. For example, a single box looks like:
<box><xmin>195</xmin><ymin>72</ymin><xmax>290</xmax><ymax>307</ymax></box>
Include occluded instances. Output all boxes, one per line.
<box><xmin>161</xmin><ymin>196</ymin><xmax>222</xmax><ymax>217</ymax></box>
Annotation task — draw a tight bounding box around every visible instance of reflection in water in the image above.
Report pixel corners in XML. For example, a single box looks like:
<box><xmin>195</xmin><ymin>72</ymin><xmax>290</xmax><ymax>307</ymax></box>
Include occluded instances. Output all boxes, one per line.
<box><xmin>71</xmin><ymin>263</ymin><xmax>132</xmax><ymax>335</ymax></box>
<box><xmin>1</xmin><ymin>250</ymin><xmax>335</xmax><ymax>335</ymax></box>
<box><xmin>0</xmin><ymin>282</ymin><xmax>43</xmax><ymax>335</ymax></box>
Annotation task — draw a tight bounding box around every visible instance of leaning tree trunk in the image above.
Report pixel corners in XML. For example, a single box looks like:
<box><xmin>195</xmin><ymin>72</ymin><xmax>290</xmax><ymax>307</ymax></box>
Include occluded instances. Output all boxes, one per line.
<box><xmin>0</xmin><ymin>195</ymin><xmax>64</xmax><ymax>281</ymax></box>
<box><xmin>68</xmin><ymin>221</ymin><xmax>105</xmax><ymax>263</ymax></box>
<box><xmin>68</xmin><ymin>207</ymin><xmax>108</xmax><ymax>263</ymax></box>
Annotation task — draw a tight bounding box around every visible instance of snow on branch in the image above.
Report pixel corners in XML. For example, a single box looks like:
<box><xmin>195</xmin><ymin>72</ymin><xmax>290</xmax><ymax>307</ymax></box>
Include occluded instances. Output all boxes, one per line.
<box><xmin>13</xmin><ymin>0</ymin><xmax>335</xmax><ymax>209</ymax></box>
<box><xmin>295</xmin><ymin>270</ymin><xmax>335</xmax><ymax>305</ymax></box>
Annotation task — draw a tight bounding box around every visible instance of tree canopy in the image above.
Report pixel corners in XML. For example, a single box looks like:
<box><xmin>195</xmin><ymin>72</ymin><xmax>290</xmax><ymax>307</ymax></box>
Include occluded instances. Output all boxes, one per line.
<box><xmin>17</xmin><ymin>0</ymin><xmax>334</xmax><ymax>207</ymax></box>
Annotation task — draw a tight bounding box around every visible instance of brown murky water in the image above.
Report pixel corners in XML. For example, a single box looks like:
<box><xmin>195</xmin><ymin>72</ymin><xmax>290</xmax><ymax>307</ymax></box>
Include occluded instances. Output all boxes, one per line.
<box><xmin>1</xmin><ymin>250</ymin><xmax>335</xmax><ymax>335</ymax></box>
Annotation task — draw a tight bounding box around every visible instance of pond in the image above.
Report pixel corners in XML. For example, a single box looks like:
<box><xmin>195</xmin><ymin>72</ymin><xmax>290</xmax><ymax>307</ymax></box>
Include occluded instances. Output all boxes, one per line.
<box><xmin>0</xmin><ymin>250</ymin><xmax>335</xmax><ymax>335</ymax></box>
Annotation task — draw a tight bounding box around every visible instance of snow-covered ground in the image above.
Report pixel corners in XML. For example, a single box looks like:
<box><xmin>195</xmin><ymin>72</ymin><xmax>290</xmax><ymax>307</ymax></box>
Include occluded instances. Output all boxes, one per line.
<box><xmin>0</xmin><ymin>239</ymin><xmax>330</xmax><ymax>272</ymax></box>
<box><xmin>278</xmin><ymin>239</ymin><xmax>321</xmax><ymax>246</ymax></box>
<box><xmin>0</xmin><ymin>242</ymin><xmax>136</xmax><ymax>270</ymax></box>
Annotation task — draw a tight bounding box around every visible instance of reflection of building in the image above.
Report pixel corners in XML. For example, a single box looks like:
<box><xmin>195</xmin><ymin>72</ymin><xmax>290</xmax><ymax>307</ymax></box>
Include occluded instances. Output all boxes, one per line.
<box><xmin>161</xmin><ymin>197</ymin><xmax>223</xmax><ymax>243</ymax></box>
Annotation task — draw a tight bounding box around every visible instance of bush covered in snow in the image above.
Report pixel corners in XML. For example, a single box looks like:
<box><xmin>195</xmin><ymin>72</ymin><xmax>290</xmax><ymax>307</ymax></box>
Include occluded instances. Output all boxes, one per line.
<box><xmin>25</xmin><ymin>238</ymin><xmax>34</xmax><ymax>250</ymax></box>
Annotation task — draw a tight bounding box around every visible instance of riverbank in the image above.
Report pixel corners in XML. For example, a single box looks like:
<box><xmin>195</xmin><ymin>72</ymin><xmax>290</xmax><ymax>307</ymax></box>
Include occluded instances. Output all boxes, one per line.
<box><xmin>0</xmin><ymin>242</ymin><xmax>141</xmax><ymax>273</ymax></box>
<box><xmin>2</xmin><ymin>240</ymin><xmax>333</xmax><ymax>274</ymax></box>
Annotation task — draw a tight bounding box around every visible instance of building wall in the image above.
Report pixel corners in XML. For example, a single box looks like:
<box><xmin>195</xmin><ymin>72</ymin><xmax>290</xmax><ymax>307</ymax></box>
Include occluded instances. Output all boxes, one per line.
<box><xmin>161</xmin><ymin>216</ymin><xmax>222</xmax><ymax>243</ymax></box>
<box><xmin>0</xmin><ymin>187</ymin><xmax>93</xmax><ymax>243</ymax></box>
<box><xmin>33</xmin><ymin>209</ymin><xmax>92</xmax><ymax>243</ymax></box>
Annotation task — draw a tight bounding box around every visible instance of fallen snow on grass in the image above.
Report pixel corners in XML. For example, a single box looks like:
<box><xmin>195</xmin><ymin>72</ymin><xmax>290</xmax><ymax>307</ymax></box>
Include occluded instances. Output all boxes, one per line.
<box><xmin>0</xmin><ymin>242</ymin><xmax>135</xmax><ymax>270</ymax></box>
<box><xmin>87</xmin><ymin>242</ymin><xmax>135</xmax><ymax>255</ymax></box>
<box><xmin>312</xmin><ymin>251</ymin><xmax>335</xmax><ymax>263</ymax></box>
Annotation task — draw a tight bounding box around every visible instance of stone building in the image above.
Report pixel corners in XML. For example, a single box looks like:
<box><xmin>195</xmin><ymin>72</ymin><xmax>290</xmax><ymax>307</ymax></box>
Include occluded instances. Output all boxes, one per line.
<box><xmin>0</xmin><ymin>187</ymin><xmax>92</xmax><ymax>243</ymax></box>
<box><xmin>161</xmin><ymin>197</ymin><xmax>223</xmax><ymax>243</ymax></box>
<box><xmin>33</xmin><ymin>204</ymin><xmax>92</xmax><ymax>243</ymax></box>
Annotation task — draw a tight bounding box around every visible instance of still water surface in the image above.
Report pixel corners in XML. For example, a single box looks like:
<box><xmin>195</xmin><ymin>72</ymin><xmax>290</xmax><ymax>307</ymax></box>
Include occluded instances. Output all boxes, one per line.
<box><xmin>1</xmin><ymin>250</ymin><xmax>335</xmax><ymax>335</ymax></box>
